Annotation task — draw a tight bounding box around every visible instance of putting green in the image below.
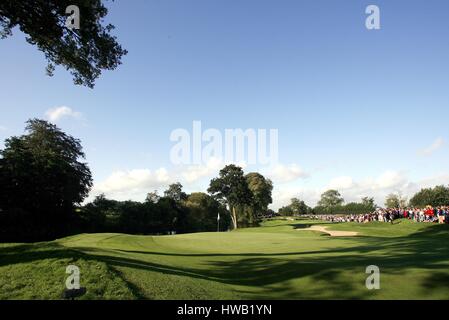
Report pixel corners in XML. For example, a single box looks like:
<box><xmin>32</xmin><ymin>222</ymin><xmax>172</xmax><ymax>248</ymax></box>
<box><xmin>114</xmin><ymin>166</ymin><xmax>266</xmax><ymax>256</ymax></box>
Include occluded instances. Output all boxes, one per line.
<box><xmin>1</xmin><ymin>219</ymin><xmax>449</xmax><ymax>299</ymax></box>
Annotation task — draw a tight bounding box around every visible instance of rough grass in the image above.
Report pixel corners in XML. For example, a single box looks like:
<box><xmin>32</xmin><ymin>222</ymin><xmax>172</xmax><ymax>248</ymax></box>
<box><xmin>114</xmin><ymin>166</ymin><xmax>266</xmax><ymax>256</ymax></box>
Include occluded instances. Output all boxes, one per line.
<box><xmin>1</xmin><ymin>219</ymin><xmax>449</xmax><ymax>299</ymax></box>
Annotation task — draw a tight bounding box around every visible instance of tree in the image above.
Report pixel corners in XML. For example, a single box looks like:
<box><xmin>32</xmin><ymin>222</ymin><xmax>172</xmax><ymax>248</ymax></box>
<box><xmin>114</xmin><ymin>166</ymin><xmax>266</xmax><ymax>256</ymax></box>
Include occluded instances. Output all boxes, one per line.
<box><xmin>410</xmin><ymin>185</ymin><xmax>449</xmax><ymax>207</ymax></box>
<box><xmin>145</xmin><ymin>190</ymin><xmax>160</xmax><ymax>204</ymax></box>
<box><xmin>317</xmin><ymin>190</ymin><xmax>344</xmax><ymax>212</ymax></box>
<box><xmin>0</xmin><ymin>119</ymin><xmax>92</xmax><ymax>241</ymax></box>
<box><xmin>208</xmin><ymin>164</ymin><xmax>253</xmax><ymax>230</ymax></box>
<box><xmin>277</xmin><ymin>198</ymin><xmax>311</xmax><ymax>216</ymax></box>
<box><xmin>80</xmin><ymin>194</ymin><xmax>118</xmax><ymax>232</ymax></box>
<box><xmin>184</xmin><ymin>192</ymin><xmax>230</xmax><ymax>232</ymax></box>
<box><xmin>155</xmin><ymin>197</ymin><xmax>184</xmax><ymax>233</ymax></box>
<box><xmin>0</xmin><ymin>0</ymin><xmax>127</xmax><ymax>88</ymax></box>
<box><xmin>246</xmin><ymin>173</ymin><xmax>273</xmax><ymax>212</ymax></box>
<box><xmin>385</xmin><ymin>192</ymin><xmax>407</xmax><ymax>208</ymax></box>
<box><xmin>245</xmin><ymin>172</ymin><xmax>273</xmax><ymax>224</ymax></box>
<box><xmin>290</xmin><ymin>198</ymin><xmax>311</xmax><ymax>215</ymax></box>
<box><xmin>278</xmin><ymin>205</ymin><xmax>294</xmax><ymax>216</ymax></box>
<box><xmin>361</xmin><ymin>197</ymin><xmax>376</xmax><ymax>209</ymax></box>
<box><xmin>164</xmin><ymin>182</ymin><xmax>187</xmax><ymax>202</ymax></box>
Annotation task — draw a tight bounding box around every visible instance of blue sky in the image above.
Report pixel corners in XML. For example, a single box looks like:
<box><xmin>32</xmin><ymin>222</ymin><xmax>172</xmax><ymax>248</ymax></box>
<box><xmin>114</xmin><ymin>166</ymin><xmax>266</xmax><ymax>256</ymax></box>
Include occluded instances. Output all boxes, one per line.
<box><xmin>1</xmin><ymin>0</ymin><xmax>449</xmax><ymax>209</ymax></box>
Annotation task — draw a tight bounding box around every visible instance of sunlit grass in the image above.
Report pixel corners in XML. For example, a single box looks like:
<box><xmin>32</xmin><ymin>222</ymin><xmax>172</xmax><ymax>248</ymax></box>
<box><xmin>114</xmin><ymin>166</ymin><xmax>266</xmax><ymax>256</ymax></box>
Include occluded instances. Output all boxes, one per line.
<box><xmin>1</xmin><ymin>218</ymin><xmax>449</xmax><ymax>299</ymax></box>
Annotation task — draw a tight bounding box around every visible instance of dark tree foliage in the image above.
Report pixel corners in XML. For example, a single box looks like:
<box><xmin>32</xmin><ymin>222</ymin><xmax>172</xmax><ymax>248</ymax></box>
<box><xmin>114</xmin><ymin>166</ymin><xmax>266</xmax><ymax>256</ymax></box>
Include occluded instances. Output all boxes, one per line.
<box><xmin>184</xmin><ymin>192</ymin><xmax>230</xmax><ymax>232</ymax></box>
<box><xmin>79</xmin><ymin>194</ymin><xmax>113</xmax><ymax>232</ymax></box>
<box><xmin>278</xmin><ymin>205</ymin><xmax>294</xmax><ymax>216</ymax></box>
<box><xmin>238</xmin><ymin>173</ymin><xmax>273</xmax><ymax>227</ymax></box>
<box><xmin>0</xmin><ymin>119</ymin><xmax>93</xmax><ymax>241</ymax></box>
<box><xmin>145</xmin><ymin>190</ymin><xmax>160</xmax><ymax>204</ymax></box>
<box><xmin>409</xmin><ymin>185</ymin><xmax>449</xmax><ymax>208</ymax></box>
<box><xmin>78</xmin><ymin>193</ymin><xmax>231</xmax><ymax>235</ymax></box>
<box><xmin>278</xmin><ymin>198</ymin><xmax>312</xmax><ymax>216</ymax></box>
<box><xmin>164</xmin><ymin>182</ymin><xmax>188</xmax><ymax>202</ymax></box>
<box><xmin>0</xmin><ymin>0</ymin><xmax>127</xmax><ymax>88</ymax></box>
<box><xmin>313</xmin><ymin>198</ymin><xmax>377</xmax><ymax>215</ymax></box>
<box><xmin>245</xmin><ymin>172</ymin><xmax>273</xmax><ymax>213</ymax></box>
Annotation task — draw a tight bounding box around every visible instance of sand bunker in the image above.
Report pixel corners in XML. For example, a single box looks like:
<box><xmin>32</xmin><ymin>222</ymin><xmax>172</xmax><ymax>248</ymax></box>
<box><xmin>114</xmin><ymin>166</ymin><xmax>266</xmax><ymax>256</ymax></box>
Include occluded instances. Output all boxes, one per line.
<box><xmin>297</xmin><ymin>225</ymin><xmax>359</xmax><ymax>237</ymax></box>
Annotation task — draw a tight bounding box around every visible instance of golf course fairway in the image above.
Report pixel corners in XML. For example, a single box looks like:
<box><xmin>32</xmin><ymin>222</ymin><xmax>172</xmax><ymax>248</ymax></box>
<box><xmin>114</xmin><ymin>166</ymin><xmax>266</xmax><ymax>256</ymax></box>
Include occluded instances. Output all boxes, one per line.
<box><xmin>1</xmin><ymin>219</ymin><xmax>449</xmax><ymax>300</ymax></box>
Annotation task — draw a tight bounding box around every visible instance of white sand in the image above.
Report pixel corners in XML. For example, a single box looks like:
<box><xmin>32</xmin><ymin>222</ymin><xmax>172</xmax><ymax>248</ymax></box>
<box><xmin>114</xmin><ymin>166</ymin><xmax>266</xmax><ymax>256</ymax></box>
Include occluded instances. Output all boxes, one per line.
<box><xmin>297</xmin><ymin>225</ymin><xmax>359</xmax><ymax>237</ymax></box>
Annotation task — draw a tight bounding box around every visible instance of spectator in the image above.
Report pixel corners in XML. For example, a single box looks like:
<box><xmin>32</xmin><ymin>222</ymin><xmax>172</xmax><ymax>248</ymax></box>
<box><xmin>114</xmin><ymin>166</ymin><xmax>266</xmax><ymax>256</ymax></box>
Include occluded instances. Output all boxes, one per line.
<box><xmin>306</xmin><ymin>206</ymin><xmax>449</xmax><ymax>225</ymax></box>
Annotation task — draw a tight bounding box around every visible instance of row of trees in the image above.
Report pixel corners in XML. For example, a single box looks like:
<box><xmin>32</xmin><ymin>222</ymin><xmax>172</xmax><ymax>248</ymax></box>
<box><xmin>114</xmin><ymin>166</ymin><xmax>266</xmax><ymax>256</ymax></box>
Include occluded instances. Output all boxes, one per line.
<box><xmin>0</xmin><ymin>120</ymin><xmax>273</xmax><ymax>242</ymax></box>
<box><xmin>80</xmin><ymin>188</ymin><xmax>231</xmax><ymax>236</ymax></box>
<box><xmin>278</xmin><ymin>191</ymin><xmax>376</xmax><ymax>216</ymax></box>
<box><xmin>387</xmin><ymin>186</ymin><xmax>449</xmax><ymax>208</ymax></box>
<box><xmin>279</xmin><ymin>187</ymin><xmax>449</xmax><ymax>216</ymax></box>
<box><xmin>313</xmin><ymin>195</ymin><xmax>376</xmax><ymax>215</ymax></box>
<box><xmin>79</xmin><ymin>165</ymin><xmax>274</xmax><ymax>237</ymax></box>
<box><xmin>278</xmin><ymin>198</ymin><xmax>314</xmax><ymax>216</ymax></box>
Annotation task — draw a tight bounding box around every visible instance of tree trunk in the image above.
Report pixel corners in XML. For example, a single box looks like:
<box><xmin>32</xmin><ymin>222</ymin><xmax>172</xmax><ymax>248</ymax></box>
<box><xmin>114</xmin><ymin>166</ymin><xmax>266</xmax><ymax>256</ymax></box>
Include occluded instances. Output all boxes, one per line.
<box><xmin>232</xmin><ymin>206</ymin><xmax>238</xmax><ymax>230</ymax></box>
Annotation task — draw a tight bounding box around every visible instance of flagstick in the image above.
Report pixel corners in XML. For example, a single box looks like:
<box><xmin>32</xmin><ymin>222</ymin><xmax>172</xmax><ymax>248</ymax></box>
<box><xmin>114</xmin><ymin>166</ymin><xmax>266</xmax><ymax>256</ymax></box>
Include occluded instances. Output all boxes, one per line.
<box><xmin>217</xmin><ymin>212</ymin><xmax>220</xmax><ymax>232</ymax></box>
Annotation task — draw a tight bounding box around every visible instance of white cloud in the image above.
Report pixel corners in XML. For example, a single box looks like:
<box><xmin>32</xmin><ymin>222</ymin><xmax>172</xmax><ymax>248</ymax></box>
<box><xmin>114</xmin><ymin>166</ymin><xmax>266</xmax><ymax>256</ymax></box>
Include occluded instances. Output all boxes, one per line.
<box><xmin>177</xmin><ymin>157</ymin><xmax>248</xmax><ymax>184</ymax></box>
<box><xmin>419</xmin><ymin>137</ymin><xmax>444</xmax><ymax>156</ymax></box>
<box><xmin>319</xmin><ymin>170</ymin><xmax>409</xmax><ymax>207</ymax></box>
<box><xmin>271</xmin><ymin>185</ymin><xmax>321</xmax><ymax>210</ymax></box>
<box><xmin>93</xmin><ymin>168</ymin><xmax>170</xmax><ymax>200</ymax></box>
<box><xmin>415</xmin><ymin>173</ymin><xmax>449</xmax><ymax>187</ymax></box>
<box><xmin>272</xmin><ymin>170</ymin><xmax>407</xmax><ymax>210</ymax></box>
<box><xmin>327</xmin><ymin>176</ymin><xmax>354</xmax><ymax>190</ymax></box>
<box><xmin>181</xmin><ymin>157</ymin><xmax>223</xmax><ymax>183</ymax></box>
<box><xmin>374</xmin><ymin>170</ymin><xmax>407</xmax><ymax>189</ymax></box>
<box><xmin>264</xmin><ymin>170</ymin><xmax>411</xmax><ymax>210</ymax></box>
<box><xmin>266</xmin><ymin>163</ymin><xmax>308</xmax><ymax>183</ymax></box>
<box><xmin>0</xmin><ymin>125</ymin><xmax>7</xmax><ymax>132</ymax></box>
<box><xmin>401</xmin><ymin>173</ymin><xmax>449</xmax><ymax>197</ymax></box>
<box><xmin>90</xmin><ymin>158</ymin><xmax>241</xmax><ymax>201</ymax></box>
<box><xmin>90</xmin><ymin>160</ymin><xmax>306</xmax><ymax>203</ymax></box>
<box><xmin>45</xmin><ymin>106</ymin><xmax>82</xmax><ymax>122</ymax></box>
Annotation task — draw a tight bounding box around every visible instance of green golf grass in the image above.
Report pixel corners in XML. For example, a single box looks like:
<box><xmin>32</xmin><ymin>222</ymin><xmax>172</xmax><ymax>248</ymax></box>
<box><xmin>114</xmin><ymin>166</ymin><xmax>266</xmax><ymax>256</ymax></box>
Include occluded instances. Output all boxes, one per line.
<box><xmin>1</xmin><ymin>219</ymin><xmax>449</xmax><ymax>299</ymax></box>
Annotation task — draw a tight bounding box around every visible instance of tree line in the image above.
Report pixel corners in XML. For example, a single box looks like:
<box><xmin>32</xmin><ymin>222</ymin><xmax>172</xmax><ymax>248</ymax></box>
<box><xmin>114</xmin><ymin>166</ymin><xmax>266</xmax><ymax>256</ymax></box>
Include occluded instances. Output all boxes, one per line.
<box><xmin>79</xmin><ymin>188</ymin><xmax>232</xmax><ymax>236</ymax></box>
<box><xmin>278</xmin><ymin>187</ymin><xmax>449</xmax><ymax>216</ymax></box>
<box><xmin>0</xmin><ymin>120</ymin><xmax>273</xmax><ymax>242</ymax></box>
<box><xmin>278</xmin><ymin>190</ymin><xmax>377</xmax><ymax>216</ymax></box>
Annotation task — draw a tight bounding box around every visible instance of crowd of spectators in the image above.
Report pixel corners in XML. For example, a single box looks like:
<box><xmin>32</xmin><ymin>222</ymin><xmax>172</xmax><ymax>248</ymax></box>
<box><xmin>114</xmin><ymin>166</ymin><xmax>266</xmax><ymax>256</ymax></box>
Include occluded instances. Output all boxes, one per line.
<box><xmin>308</xmin><ymin>206</ymin><xmax>449</xmax><ymax>224</ymax></box>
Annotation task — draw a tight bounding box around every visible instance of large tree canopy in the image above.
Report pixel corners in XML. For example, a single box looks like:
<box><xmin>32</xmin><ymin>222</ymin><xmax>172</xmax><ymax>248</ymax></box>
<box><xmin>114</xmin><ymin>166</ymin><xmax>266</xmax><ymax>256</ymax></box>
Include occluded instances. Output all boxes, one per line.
<box><xmin>0</xmin><ymin>119</ymin><xmax>93</xmax><ymax>241</ymax></box>
<box><xmin>317</xmin><ymin>189</ymin><xmax>344</xmax><ymax>209</ymax></box>
<box><xmin>0</xmin><ymin>0</ymin><xmax>127</xmax><ymax>88</ymax></box>
<box><xmin>208</xmin><ymin>164</ymin><xmax>253</xmax><ymax>230</ymax></box>
<box><xmin>243</xmin><ymin>172</ymin><xmax>273</xmax><ymax>225</ymax></box>
<box><xmin>289</xmin><ymin>198</ymin><xmax>310</xmax><ymax>215</ymax></box>
<box><xmin>245</xmin><ymin>172</ymin><xmax>273</xmax><ymax>213</ymax></box>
